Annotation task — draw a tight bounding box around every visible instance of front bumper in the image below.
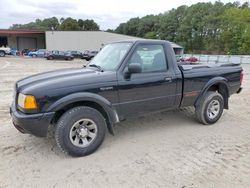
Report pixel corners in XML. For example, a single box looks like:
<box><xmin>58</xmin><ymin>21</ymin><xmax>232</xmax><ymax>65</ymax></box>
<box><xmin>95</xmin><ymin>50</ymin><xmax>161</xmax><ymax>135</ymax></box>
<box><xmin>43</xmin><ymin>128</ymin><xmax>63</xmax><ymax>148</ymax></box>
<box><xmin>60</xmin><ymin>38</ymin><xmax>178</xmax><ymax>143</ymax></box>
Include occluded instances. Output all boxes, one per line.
<box><xmin>10</xmin><ymin>104</ymin><xmax>55</xmax><ymax>137</ymax></box>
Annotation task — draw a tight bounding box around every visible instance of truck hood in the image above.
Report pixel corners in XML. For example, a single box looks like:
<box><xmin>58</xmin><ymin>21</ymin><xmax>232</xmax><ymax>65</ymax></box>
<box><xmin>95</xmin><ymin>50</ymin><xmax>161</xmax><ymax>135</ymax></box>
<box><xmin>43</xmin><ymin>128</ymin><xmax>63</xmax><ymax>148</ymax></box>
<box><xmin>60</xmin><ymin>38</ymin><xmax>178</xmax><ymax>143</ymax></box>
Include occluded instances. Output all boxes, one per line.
<box><xmin>16</xmin><ymin>68</ymin><xmax>116</xmax><ymax>94</ymax></box>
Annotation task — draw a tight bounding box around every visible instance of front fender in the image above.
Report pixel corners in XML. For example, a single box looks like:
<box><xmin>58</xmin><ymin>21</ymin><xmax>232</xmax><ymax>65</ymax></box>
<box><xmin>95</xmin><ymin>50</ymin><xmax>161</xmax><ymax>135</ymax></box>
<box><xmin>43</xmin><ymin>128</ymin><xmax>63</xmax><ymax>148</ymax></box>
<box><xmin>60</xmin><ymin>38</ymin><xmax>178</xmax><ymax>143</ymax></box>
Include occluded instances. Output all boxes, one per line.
<box><xmin>47</xmin><ymin>92</ymin><xmax>119</xmax><ymax>134</ymax></box>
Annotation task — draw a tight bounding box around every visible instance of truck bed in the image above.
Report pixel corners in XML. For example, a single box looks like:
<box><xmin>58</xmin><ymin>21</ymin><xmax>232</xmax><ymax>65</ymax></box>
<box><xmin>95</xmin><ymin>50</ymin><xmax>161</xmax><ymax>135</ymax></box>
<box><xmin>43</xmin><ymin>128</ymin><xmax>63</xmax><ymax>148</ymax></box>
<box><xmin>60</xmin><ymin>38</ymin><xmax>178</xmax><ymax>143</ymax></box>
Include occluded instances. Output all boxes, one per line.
<box><xmin>178</xmin><ymin>62</ymin><xmax>241</xmax><ymax>71</ymax></box>
<box><xmin>178</xmin><ymin>62</ymin><xmax>242</xmax><ymax>107</ymax></box>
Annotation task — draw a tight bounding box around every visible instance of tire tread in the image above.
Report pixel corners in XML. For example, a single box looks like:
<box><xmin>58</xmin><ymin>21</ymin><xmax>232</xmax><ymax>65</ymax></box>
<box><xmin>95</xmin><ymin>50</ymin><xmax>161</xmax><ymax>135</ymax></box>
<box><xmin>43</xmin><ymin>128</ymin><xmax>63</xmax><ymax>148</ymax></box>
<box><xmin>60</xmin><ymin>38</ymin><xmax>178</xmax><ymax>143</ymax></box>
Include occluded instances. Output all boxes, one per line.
<box><xmin>195</xmin><ymin>91</ymin><xmax>224</xmax><ymax>125</ymax></box>
<box><xmin>55</xmin><ymin>106</ymin><xmax>106</xmax><ymax>156</ymax></box>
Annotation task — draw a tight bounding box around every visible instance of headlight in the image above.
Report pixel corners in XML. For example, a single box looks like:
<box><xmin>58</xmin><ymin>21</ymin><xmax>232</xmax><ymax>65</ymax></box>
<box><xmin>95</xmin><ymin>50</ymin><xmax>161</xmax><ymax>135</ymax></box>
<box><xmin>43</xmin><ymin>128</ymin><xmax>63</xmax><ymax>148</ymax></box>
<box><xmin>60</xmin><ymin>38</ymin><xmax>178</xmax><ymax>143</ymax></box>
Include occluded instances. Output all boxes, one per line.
<box><xmin>18</xmin><ymin>93</ymin><xmax>37</xmax><ymax>109</ymax></box>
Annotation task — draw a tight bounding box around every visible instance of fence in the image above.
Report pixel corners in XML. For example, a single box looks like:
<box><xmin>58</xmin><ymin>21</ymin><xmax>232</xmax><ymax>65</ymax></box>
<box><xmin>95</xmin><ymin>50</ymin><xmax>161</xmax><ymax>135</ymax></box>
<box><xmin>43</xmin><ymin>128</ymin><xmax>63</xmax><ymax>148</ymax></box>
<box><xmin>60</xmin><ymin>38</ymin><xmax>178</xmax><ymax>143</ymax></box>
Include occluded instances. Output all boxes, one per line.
<box><xmin>183</xmin><ymin>54</ymin><xmax>250</xmax><ymax>64</ymax></box>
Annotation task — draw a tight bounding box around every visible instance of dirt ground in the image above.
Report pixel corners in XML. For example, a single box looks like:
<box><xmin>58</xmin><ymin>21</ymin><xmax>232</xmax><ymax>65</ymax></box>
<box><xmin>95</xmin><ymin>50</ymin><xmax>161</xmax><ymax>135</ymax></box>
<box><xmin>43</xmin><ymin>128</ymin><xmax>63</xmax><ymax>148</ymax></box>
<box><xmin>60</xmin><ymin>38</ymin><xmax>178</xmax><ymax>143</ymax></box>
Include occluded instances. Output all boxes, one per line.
<box><xmin>0</xmin><ymin>57</ymin><xmax>249</xmax><ymax>188</ymax></box>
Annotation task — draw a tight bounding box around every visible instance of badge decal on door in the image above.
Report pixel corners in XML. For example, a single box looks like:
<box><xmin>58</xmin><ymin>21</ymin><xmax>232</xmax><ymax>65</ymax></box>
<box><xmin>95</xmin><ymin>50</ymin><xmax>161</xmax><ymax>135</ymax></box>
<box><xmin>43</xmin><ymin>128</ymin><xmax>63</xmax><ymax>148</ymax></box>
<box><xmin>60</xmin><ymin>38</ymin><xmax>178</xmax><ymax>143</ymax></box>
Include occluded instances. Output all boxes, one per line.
<box><xmin>100</xmin><ymin>86</ymin><xmax>114</xmax><ymax>91</ymax></box>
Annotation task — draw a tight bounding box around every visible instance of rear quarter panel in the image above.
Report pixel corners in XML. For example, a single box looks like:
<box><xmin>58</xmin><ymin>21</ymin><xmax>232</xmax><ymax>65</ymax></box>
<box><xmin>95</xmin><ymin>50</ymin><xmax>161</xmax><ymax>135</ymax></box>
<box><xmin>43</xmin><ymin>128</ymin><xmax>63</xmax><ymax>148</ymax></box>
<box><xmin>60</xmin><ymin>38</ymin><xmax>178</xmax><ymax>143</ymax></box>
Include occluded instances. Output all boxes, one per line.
<box><xmin>180</xmin><ymin>66</ymin><xmax>242</xmax><ymax>107</ymax></box>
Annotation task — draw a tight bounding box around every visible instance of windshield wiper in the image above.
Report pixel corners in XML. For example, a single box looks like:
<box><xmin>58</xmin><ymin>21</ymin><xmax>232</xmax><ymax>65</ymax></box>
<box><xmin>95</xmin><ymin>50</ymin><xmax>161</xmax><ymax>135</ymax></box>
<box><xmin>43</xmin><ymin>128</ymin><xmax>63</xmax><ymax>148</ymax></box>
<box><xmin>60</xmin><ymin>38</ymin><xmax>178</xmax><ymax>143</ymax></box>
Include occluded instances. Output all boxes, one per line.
<box><xmin>88</xmin><ymin>64</ymin><xmax>104</xmax><ymax>72</ymax></box>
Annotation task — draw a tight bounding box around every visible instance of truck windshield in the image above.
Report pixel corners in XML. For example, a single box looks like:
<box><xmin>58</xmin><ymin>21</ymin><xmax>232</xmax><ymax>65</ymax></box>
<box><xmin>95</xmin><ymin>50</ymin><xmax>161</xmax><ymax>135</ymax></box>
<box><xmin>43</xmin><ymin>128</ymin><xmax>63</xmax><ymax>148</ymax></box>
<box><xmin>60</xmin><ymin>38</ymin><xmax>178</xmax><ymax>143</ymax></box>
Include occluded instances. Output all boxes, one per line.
<box><xmin>88</xmin><ymin>42</ymin><xmax>132</xmax><ymax>71</ymax></box>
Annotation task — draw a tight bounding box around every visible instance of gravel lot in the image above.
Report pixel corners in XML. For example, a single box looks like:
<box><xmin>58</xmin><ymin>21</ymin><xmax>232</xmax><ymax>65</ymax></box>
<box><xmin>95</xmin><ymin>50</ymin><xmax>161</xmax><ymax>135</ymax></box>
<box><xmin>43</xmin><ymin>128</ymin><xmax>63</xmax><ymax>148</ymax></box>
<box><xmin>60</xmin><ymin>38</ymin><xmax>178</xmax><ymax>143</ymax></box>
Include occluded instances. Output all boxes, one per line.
<box><xmin>0</xmin><ymin>57</ymin><xmax>249</xmax><ymax>188</ymax></box>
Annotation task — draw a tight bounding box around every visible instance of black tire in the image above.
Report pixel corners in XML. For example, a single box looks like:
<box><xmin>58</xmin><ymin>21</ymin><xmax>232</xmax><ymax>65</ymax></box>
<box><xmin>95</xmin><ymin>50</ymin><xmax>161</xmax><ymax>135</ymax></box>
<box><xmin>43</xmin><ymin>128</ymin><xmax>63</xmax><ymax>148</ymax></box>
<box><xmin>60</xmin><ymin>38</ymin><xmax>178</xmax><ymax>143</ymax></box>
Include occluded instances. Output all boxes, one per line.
<box><xmin>47</xmin><ymin>56</ymin><xmax>53</xmax><ymax>60</ymax></box>
<box><xmin>32</xmin><ymin>54</ymin><xmax>37</xmax><ymax>58</ymax></box>
<box><xmin>0</xmin><ymin>51</ymin><xmax>5</xmax><ymax>57</ymax></box>
<box><xmin>55</xmin><ymin>106</ymin><xmax>106</xmax><ymax>157</ymax></box>
<box><xmin>195</xmin><ymin>91</ymin><xmax>224</xmax><ymax>125</ymax></box>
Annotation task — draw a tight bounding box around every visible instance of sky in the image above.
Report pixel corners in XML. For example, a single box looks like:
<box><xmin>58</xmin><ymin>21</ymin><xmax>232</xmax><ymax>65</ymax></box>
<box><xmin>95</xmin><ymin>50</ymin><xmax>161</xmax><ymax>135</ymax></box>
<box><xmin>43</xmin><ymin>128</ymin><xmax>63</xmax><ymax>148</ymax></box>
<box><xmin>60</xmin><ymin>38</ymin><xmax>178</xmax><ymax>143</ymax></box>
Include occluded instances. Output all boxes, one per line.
<box><xmin>0</xmin><ymin>0</ymin><xmax>247</xmax><ymax>30</ymax></box>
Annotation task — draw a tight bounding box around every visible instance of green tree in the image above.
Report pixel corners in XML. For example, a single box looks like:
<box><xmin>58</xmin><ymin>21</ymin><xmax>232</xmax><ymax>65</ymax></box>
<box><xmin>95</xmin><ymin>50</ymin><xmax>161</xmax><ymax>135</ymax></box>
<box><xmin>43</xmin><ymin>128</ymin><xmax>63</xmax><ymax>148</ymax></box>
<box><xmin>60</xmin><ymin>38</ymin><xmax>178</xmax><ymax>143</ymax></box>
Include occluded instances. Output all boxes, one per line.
<box><xmin>81</xmin><ymin>19</ymin><xmax>100</xmax><ymax>31</ymax></box>
<box><xmin>78</xmin><ymin>19</ymin><xmax>84</xmax><ymax>29</ymax></box>
<box><xmin>10</xmin><ymin>17</ymin><xmax>59</xmax><ymax>30</ymax></box>
<box><xmin>241</xmin><ymin>1</ymin><xmax>249</xmax><ymax>8</ymax></box>
<box><xmin>106</xmin><ymin>29</ymin><xmax>114</xmax><ymax>33</ymax></box>
<box><xmin>137</xmin><ymin>15</ymin><xmax>160</xmax><ymax>37</ymax></box>
<box><xmin>59</xmin><ymin>17</ymin><xmax>80</xmax><ymax>30</ymax></box>
<box><xmin>114</xmin><ymin>1</ymin><xmax>250</xmax><ymax>54</ymax></box>
<box><xmin>9</xmin><ymin>17</ymin><xmax>99</xmax><ymax>31</ymax></box>
<box><xmin>42</xmin><ymin>17</ymin><xmax>59</xmax><ymax>30</ymax></box>
<box><xmin>115</xmin><ymin>23</ymin><xmax>127</xmax><ymax>34</ymax></box>
<box><xmin>144</xmin><ymin>31</ymin><xmax>157</xmax><ymax>39</ymax></box>
<box><xmin>124</xmin><ymin>17</ymin><xmax>140</xmax><ymax>36</ymax></box>
<box><xmin>239</xmin><ymin>26</ymin><xmax>250</xmax><ymax>54</ymax></box>
<box><xmin>60</xmin><ymin>17</ymin><xmax>65</xmax><ymax>24</ymax></box>
<box><xmin>220</xmin><ymin>7</ymin><xmax>250</xmax><ymax>54</ymax></box>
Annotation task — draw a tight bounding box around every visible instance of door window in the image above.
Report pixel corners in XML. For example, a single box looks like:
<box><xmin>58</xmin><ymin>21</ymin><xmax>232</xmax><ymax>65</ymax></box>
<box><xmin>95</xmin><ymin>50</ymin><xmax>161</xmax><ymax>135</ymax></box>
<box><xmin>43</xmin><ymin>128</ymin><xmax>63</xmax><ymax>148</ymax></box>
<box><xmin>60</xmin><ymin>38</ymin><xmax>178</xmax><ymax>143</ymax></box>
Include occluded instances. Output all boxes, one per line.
<box><xmin>52</xmin><ymin>51</ymin><xmax>59</xmax><ymax>55</ymax></box>
<box><xmin>128</xmin><ymin>44</ymin><xmax>167</xmax><ymax>73</ymax></box>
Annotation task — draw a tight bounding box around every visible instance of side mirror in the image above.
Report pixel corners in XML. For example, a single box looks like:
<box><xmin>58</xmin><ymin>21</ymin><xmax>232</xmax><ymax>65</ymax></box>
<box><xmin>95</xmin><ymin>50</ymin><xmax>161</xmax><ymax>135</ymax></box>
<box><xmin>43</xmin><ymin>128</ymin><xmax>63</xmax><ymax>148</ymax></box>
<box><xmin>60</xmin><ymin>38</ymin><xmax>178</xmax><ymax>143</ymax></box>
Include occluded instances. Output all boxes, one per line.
<box><xmin>125</xmin><ymin>63</ymin><xmax>142</xmax><ymax>79</ymax></box>
<box><xmin>128</xmin><ymin>63</ymin><xmax>142</xmax><ymax>74</ymax></box>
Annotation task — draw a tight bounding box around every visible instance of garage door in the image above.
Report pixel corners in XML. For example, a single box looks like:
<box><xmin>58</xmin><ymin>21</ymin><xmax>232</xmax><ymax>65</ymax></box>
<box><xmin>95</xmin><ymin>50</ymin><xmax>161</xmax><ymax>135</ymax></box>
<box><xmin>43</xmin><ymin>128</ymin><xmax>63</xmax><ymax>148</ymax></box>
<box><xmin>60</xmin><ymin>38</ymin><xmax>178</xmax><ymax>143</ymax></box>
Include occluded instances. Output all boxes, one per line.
<box><xmin>0</xmin><ymin>36</ymin><xmax>8</xmax><ymax>47</ymax></box>
<box><xmin>17</xmin><ymin>37</ymin><xmax>37</xmax><ymax>50</ymax></box>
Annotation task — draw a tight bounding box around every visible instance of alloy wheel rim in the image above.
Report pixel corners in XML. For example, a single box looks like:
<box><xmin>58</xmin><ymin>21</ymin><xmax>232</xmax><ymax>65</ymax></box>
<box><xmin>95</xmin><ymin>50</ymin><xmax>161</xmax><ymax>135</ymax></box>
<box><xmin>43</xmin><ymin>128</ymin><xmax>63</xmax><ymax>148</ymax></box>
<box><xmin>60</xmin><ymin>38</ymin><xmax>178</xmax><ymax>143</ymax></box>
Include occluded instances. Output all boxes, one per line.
<box><xmin>69</xmin><ymin>119</ymin><xmax>98</xmax><ymax>148</ymax></box>
<box><xmin>207</xmin><ymin>99</ymin><xmax>220</xmax><ymax>119</ymax></box>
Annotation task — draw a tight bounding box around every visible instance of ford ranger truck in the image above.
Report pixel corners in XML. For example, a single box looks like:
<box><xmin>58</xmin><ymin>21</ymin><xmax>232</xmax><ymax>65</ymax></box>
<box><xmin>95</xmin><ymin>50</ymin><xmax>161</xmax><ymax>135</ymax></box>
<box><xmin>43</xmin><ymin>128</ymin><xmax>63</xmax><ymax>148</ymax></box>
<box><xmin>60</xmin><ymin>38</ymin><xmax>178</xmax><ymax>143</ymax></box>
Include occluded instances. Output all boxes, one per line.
<box><xmin>10</xmin><ymin>39</ymin><xmax>243</xmax><ymax>156</ymax></box>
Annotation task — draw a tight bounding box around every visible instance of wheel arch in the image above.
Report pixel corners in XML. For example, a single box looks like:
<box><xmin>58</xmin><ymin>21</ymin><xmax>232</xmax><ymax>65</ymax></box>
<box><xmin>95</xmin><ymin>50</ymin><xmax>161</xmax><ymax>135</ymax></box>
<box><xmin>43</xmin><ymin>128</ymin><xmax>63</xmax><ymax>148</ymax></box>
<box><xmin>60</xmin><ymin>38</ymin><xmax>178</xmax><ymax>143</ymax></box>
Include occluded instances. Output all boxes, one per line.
<box><xmin>48</xmin><ymin>93</ymin><xmax>118</xmax><ymax>135</ymax></box>
<box><xmin>195</xmin><ymin>77</ymin><xmax>229</xmax><ymax>109</ymax></box>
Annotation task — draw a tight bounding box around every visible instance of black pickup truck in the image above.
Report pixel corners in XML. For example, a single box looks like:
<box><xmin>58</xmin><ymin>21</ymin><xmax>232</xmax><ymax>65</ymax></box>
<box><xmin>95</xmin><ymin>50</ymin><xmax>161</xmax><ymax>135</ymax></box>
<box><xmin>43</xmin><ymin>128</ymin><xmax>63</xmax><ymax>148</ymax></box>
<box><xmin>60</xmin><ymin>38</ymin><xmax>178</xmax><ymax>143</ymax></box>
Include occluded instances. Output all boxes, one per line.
<box><xmin>10</xmin><ymin>39</ymin><xmax>243</xmax><ymax>156</ymax></box>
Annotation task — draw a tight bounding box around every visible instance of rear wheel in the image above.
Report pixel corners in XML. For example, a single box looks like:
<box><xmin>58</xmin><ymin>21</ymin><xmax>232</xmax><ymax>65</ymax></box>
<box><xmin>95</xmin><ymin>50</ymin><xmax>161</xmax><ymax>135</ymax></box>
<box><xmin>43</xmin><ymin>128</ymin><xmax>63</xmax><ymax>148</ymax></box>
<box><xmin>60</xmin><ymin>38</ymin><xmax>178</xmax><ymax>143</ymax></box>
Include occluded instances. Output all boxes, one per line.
<box><xmin>55</xmin><ymin>106</ymin><xmax>106</xmax><ymax>157</ymax></box>
<box><xmin>195</xmin><ymin>91</ymin><xmax>224</xmax><ymax>125</ymax></box>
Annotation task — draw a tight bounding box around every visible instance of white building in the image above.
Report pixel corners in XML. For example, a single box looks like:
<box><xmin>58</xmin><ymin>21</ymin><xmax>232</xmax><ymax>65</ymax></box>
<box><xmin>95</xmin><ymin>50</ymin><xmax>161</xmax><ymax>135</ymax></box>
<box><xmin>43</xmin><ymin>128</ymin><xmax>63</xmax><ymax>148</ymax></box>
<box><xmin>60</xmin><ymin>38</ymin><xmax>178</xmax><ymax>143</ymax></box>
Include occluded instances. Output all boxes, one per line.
<box><xmin>45</xmin><ymin>31</ymin><xmax>184</xmax><ymax>55</ymax></box>
<box><xmin>45</xmin><ymin>31</ymin><xmax>139</xmax><ymax>51</ymax></box>
<box><xmin>0</xmin><ymin>29</ymin><xmax>183</xmax><ymax>54</ymax></box>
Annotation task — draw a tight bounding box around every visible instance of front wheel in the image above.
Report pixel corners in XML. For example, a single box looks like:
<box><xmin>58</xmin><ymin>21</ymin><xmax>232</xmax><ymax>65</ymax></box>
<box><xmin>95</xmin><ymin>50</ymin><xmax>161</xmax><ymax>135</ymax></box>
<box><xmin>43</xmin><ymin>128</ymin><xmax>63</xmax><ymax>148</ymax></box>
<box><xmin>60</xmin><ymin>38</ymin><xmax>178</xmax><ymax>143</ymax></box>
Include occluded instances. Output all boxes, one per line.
<box><xmin>195</xmin><ymin>91</ymin><xmax>224</xmax><ymax>125</ymax></box>
<box><xmin>55</xmin><ymin>106</ymin><xmax>106</xmax><ymax>157</ymax></box>
<box><xmin>0</xmin><ymin>51</ymin><xmax>5</xmax><ymax>57</ymax></box>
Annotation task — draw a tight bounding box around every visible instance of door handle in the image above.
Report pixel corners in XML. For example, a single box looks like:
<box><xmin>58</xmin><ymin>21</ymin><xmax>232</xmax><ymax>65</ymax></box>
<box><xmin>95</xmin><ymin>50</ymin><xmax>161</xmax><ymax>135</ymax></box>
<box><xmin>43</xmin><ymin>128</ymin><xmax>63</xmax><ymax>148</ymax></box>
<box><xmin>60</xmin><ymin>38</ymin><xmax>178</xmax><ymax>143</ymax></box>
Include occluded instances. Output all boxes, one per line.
<box><xmin>164</xmin><ymin>77</ymin><xmax>172</xmax><ymax>82</ymax></box>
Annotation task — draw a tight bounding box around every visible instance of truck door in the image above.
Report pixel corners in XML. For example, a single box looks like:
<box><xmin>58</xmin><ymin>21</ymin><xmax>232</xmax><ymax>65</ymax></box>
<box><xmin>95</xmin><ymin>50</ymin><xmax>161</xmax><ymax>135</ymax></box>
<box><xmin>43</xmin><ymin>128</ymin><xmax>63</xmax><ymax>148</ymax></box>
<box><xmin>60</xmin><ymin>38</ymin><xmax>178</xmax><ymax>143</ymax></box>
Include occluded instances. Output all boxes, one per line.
<box><xmin>58</xmin><ymin>51</ymin><xmax>65</xmax><ymax>59</ymax></box>
<box><xmin>117</xmin><ymin>43</ymin><xmax>177</xmax><ymax>118</ymax></box>
<box><xmin>52</xmin><ymin>51</ymin><xmax>59</xmax><ymax>59</ymax></box>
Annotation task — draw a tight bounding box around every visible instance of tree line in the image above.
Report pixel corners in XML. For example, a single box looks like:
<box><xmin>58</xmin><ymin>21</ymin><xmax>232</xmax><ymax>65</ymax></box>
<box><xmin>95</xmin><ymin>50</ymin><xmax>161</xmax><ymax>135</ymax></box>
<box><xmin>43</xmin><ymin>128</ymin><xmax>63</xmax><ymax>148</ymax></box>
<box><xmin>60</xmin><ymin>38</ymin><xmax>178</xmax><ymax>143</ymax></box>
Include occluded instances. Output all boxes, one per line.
<box><xmin>9</xmin><ymin>1</ymin><xmax>250</xmax><ymax>54</ymax></box>
<box><xmin>113</xmin><ymin>1</ymin><xmax>250</xmax><ymax>55</ymax></box>
<box><xmin>10</xmin><ymin>17</ymin><xmax>100</xmax><ymax>31</ymax></box>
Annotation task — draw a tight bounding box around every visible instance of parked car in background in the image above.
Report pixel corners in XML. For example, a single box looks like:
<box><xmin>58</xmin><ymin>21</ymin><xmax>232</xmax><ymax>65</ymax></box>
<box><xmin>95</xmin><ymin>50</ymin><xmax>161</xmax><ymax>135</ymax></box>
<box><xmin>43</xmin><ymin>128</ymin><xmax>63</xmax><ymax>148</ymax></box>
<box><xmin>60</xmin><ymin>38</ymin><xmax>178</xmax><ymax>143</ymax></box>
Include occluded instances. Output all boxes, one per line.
<box><xmin>21</xmin><ymin>49</ymin><xmax>32</xmax><ymax>56</ymax></box>
<box><xmin>46</xmin><ymin>50</ymin><xmax>74</xmax><ymax>60</ymax></box>
<box><xmin>66</xmin><ymin>51</ymin><xmax>82</xmax><ymax>58</ymax></box>
<box><xmin>179</xmin><ymin>56</ymin><xmax>198</xmax><ymax>63</ymax></box>
<box><xmin>0</xmin><ymin>46</ymin><xmax>11</xmax><ymax>57</ymax></box>
<box><xmin>81</xmin><ymin>50</ymin><xmax>98</xmax><ymax>61</ymax></box>
<box><xmin>10</xmin><ymin>48</ymin><xmax>18</xmax><ymax>56</ymax></box>
<box><xmin>28</xmin><ymin>49</ymin><xmax>47</xmax><ymax>57</ymax></box>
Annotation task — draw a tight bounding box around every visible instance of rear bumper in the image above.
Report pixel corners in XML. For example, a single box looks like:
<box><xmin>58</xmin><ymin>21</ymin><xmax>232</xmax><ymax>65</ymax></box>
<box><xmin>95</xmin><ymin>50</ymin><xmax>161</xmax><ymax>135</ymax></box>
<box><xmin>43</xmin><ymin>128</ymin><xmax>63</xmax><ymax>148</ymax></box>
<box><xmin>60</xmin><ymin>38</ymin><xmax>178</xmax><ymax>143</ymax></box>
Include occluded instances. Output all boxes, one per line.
<box><xmin>10</xmin><ymin>104</ymin><xmax>55</xmax><ymax>137</ymax></box>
